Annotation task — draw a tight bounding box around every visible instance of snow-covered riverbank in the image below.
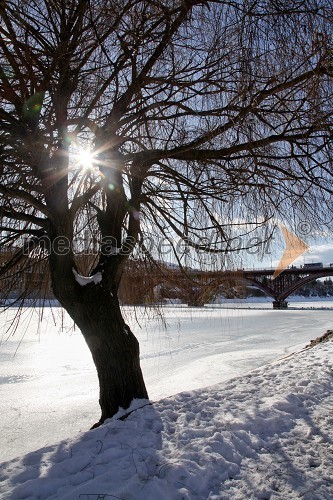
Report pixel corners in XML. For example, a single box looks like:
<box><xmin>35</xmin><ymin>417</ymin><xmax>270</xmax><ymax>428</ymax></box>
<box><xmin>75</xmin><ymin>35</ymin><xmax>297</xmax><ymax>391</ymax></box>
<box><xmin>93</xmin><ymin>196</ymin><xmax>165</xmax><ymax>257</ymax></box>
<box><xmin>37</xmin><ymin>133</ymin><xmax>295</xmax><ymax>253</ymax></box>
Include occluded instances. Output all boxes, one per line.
<box><xmin>1</xmin><ymin>305</ymin><xmax>333</xmax><ymax>464</ymax></box>
<box><xmin>0</xmin><ymin>338</ymin><xmax>332</xmax><ymax>499</ymax></box>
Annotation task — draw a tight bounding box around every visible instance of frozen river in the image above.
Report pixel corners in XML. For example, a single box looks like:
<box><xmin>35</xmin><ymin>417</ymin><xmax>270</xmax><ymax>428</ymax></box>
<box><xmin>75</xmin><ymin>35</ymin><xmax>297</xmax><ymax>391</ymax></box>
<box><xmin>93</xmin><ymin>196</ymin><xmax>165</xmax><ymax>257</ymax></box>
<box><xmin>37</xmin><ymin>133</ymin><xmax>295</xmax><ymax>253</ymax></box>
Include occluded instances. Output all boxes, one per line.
<box><xmin>0</xmin><ymin>300</ymin><xmax>332</xmax><ymax>463</ymax></box>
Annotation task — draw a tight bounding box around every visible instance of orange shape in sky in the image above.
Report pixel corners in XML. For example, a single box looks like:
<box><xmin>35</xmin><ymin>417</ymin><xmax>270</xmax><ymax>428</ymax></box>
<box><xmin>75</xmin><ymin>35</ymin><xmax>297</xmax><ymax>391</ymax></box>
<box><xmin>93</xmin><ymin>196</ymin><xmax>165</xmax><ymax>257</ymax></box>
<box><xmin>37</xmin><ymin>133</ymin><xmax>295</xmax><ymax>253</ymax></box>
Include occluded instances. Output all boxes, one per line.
<box><xmin>272</xmin><ymin>225</ymin><xmax>309</xmax><ymax>279</ymax></box>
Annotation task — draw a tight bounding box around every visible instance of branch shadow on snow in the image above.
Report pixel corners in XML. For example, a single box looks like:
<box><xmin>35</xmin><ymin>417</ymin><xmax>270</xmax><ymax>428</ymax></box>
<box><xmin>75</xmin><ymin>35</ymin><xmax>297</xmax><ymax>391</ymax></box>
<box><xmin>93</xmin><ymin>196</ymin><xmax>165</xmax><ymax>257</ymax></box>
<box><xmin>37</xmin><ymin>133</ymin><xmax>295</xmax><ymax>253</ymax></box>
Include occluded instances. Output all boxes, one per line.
<box><xmin>3</xmin><ymin>400</ymin><xmax>167</xmax><ymax>500</ymax></box>
<box><xmin>2</xmin><ymin>343</ymin><xmax>332</xmax><ymax>500</ymax></box>
<box><xmin>211</xmin><ymin>374</ymin><xmax>333</xmax><ymax>498</ymax></box>
<box><xmin>229</xmin><ymin>406</ymin><xmax>331</xmax><ymax>498</ymax></box>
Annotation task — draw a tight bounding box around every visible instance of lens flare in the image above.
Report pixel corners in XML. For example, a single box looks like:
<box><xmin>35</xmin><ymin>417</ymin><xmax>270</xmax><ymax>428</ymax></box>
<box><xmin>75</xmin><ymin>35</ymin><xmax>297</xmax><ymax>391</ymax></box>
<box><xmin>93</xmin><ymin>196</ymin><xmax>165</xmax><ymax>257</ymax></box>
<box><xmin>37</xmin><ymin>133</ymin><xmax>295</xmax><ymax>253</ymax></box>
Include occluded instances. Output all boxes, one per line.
<box><xmin>78</xmin><ymin>149</ymin><xmax>95</xmax><ymax>171</ymax></box>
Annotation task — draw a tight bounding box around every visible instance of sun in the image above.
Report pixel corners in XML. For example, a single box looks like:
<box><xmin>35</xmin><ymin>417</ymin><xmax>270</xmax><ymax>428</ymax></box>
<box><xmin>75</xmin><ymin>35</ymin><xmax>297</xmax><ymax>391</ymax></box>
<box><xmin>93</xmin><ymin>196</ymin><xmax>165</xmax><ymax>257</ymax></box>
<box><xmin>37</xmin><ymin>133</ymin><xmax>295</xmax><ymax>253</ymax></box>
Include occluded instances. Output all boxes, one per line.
<box><xmin>78</xmin><ymin>149</ymin><xmax>95</xmax><ymax>171</ymax></box>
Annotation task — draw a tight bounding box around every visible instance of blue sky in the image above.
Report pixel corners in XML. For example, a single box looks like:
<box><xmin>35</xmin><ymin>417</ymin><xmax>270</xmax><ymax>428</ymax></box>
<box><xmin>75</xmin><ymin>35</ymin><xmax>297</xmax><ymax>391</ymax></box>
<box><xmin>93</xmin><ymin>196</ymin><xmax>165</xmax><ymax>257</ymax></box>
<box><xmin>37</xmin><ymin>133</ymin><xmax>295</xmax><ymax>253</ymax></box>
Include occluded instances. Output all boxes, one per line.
<box><xmin>254</xmin><ymin>234</ymin><xmax>333</xmax><ymax>270</ymax></box>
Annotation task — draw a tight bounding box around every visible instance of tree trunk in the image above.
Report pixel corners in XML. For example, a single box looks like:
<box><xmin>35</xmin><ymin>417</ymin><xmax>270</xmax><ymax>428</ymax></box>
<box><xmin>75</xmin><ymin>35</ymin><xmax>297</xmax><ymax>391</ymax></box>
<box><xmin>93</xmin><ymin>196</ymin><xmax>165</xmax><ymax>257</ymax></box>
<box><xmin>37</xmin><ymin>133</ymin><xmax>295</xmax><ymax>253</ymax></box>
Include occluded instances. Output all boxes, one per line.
<box><xmin>53</xmin><ymin>275</ymin><xmax>148</xmax><ymax>424</ymax></box>
<box><xmin>81</xmin><ymin>296</ymin><xmax>149</xmax><ymax>423</ymax></box>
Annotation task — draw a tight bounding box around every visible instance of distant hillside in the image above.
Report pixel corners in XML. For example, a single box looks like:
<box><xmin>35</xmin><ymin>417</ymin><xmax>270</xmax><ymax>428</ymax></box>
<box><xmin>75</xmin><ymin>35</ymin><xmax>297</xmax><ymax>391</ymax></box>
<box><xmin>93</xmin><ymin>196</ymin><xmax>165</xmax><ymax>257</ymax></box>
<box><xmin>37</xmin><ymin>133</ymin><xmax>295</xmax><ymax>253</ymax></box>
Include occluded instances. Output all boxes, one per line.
<box><xmin>290</xmin><ymin>278</ymin><xmax>333</xmax><ymax>298</ymax></box>
<box><xmin>217</xmin><ymin>279</ymin><xmax>333</xmax><ymax>300</ymax></box>
<box><xmin>247</xmin><ymin>279</ymin><xmax>333</xmax><ymax>299</ymax></box>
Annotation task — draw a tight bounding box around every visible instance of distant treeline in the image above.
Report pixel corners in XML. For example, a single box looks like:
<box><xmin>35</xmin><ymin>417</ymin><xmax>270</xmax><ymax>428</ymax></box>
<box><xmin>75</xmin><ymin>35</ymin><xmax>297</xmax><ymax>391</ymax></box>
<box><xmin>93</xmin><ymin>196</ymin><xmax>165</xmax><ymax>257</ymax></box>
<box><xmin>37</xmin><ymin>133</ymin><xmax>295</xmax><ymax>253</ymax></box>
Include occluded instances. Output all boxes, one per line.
<box><xmin>246</xmin><ymin>279</ymin><xmax>333</xmax><ymax>299</ymax></box>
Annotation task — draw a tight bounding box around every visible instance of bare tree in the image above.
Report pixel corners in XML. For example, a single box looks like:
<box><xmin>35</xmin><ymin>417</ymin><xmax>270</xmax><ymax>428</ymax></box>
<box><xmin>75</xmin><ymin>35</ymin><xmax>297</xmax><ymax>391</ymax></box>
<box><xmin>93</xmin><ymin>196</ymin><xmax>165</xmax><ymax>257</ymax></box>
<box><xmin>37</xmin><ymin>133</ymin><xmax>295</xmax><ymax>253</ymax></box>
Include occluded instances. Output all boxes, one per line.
<box><xmin>1</xmin><ymin>0</ymin><xmax>332</xmax><ymax>424</ymax></box>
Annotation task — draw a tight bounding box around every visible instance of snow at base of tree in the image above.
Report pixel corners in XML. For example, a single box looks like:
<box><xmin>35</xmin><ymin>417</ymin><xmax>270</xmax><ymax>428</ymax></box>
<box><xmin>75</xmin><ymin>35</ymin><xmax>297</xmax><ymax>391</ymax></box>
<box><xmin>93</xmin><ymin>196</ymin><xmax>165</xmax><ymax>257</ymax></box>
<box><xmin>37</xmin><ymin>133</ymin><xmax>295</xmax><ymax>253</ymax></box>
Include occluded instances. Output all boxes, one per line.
<box><xmin>72</xmin><ymin>268</ymin><xmax>102</xmax><ymax>286</ymax></box>
<box><xmin>0</xmin><ymin>341</ymin><xmax>332</xmax><ymax>499</ymax></box>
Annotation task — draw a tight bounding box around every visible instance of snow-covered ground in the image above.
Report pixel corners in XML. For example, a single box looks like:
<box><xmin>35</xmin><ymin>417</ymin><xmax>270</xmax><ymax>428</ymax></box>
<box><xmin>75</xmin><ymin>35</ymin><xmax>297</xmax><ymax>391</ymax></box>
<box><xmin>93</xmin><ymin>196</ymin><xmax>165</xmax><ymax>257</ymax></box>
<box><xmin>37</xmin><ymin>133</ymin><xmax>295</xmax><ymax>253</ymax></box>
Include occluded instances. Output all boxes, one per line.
<box><xmin>0</xmin><ymin>336</ymin><xmax>332</xmax><ymax>499</ymax></box>
<box><xmin>0</xmin><ymin>304</ymin><xmax>332</xmax><ymax>498</ymax></box>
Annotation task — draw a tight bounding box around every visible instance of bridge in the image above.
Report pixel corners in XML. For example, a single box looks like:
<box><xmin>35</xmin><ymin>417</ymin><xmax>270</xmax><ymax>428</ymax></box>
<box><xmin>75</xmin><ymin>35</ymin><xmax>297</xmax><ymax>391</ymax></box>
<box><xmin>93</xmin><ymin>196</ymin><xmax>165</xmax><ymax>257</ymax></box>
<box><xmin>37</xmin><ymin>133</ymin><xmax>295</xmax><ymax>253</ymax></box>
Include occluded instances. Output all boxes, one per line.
<box><xmin>120</xmin><ymin>262</ymin><xmax>333</xmax><ymax>308</ymax></box>
<box><xmin>1</xmin><ymin>247</ymin><xmax>332</xmax><ymax>307</ymax></box>
<box><xmin>238</xmin><ymin>265</ymin><xmax>333</xmax><ymax>308</ymax></box>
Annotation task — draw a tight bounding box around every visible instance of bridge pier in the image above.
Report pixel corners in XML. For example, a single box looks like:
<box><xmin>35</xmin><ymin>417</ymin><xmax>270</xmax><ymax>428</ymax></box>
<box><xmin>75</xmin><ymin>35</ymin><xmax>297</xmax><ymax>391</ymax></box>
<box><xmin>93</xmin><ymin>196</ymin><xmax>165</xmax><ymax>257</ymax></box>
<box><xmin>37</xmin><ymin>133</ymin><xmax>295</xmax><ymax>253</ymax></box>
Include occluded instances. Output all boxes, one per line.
<box><xmin>272</xmin><ymin>300</ymin><xmax>288</xmax><ymax>309</ymax></box>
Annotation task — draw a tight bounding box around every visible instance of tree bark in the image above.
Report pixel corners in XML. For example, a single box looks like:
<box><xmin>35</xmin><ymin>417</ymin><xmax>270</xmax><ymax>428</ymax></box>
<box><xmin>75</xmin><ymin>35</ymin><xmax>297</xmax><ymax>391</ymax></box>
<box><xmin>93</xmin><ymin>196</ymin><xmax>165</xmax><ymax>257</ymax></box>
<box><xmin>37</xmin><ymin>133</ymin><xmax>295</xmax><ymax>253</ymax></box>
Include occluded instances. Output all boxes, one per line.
<box><xmin>75</xmin><ymin>292</ymin><xmax>149</xmax><ymax>424</ymax></box>
<box><xmin>50</xmin><ymin>262</ymin><xmax>148</xmax><ymax>424</ymax></box>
